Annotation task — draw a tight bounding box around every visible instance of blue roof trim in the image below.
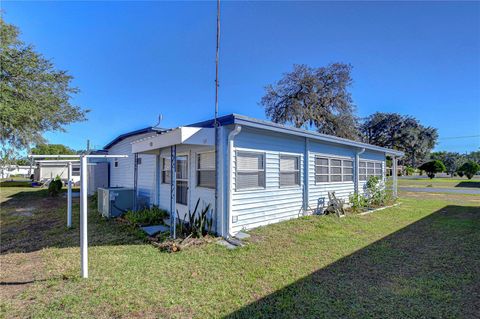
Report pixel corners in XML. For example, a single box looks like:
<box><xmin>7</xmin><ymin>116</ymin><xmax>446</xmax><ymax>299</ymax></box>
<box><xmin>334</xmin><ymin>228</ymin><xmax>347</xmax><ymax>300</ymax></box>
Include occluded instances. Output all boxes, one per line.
<box><xmin>191</xmin><ymin>113</ymin><xmax>403</xmax><ymax>156</ymax></box>
<box><xmin>104</xmin><ymin>127</ymin><xmax>166</xmax><ymax>150</ymax></box>
<box><xmin>187</xmin><ymin>114</ymin><xmax>235</xmax><ymax>128</ymax></box>
<box><xmin>229</xmin><ymin>114</ymin><xmax>404</xmax><ymax>156</ymax></box>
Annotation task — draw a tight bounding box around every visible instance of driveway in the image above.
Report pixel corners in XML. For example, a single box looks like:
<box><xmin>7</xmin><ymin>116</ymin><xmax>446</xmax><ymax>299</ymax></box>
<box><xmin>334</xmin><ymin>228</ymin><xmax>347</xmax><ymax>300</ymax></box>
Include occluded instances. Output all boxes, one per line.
<box><xmin>400</xmin><ymin>187</ymin><xmax>480</xmax><ymax>195</ymax></box>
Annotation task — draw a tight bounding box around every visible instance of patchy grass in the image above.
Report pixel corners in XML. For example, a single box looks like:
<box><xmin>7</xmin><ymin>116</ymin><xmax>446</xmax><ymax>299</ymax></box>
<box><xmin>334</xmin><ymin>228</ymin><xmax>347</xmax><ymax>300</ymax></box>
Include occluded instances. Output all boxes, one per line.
<box><xmin>1</xmin><ymin>187</ymin><xmax>479</xmax><ymax>318</ymax></box>
<box><xmin>398</xmin><ymin>177</ymin><xmax>480</xmax><ymax>189</ymax></box>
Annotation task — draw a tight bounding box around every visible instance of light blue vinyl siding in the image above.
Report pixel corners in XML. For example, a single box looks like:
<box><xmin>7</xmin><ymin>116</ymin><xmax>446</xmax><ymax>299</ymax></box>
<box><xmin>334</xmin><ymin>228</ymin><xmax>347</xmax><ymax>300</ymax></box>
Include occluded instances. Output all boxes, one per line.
<box><xmin>229</xmin><ymin>127</ymin><xmax>387</xmax><ymax>233</ymax></box>
<box><xmin>308</xmin><ymin>140</ymin><xmax>356</xmax><ymax>207</ymax></box>
<box><xmin>231</xmin><ymin>127</ymin><xmax>304</xmax><ymax>233</ymax></box>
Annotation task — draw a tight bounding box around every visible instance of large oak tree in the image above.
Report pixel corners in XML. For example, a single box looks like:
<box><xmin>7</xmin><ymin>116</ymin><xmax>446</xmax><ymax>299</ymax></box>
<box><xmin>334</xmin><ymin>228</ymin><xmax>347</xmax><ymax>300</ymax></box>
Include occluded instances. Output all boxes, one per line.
<box><xmin>260</xmin><ymin>63</ymin><xmax>359</xmax><ymax>140</ymax></box>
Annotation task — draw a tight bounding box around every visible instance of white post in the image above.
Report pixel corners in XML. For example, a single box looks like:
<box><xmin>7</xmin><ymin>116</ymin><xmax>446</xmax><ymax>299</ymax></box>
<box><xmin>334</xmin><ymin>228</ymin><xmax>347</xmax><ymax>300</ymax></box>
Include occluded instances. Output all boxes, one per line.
<box><xmin>392</xmin><ymin>156</ymin><xmax>398</xmax><ymax>198</ymax></box>
<box><xmin>67</xmin><ymin>162</ymin><xmax>72</xmax><ymax>228</ymax></box>
<box><xmin>80</xmin><ymin>155</ymin><xmax>88</xmax><ymax>278</ymax></box>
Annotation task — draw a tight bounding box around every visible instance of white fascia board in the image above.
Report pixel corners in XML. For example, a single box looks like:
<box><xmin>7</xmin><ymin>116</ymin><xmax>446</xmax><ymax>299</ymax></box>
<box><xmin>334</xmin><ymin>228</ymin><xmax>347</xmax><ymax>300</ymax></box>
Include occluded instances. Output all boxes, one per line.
<box><xmin>132</xmin><ymin>127</ymin><xmax>214</xmax><ymax>154</ymax></box>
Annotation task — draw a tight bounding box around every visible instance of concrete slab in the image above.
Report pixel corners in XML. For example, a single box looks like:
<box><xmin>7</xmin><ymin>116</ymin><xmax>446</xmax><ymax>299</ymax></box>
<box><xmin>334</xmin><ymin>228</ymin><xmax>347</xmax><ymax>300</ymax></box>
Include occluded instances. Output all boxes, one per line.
<box><xmin>234</xmin><ymin>232</ymin><xmax>250</xmax><ymax>240</ymax></box>
<box><xmin>141</xmin><ymin>225</ymin><xmax>169</xmax><ymax>236</ymax></box>
<box><xmin>217</xmin><ymin>239</ymin><xmax>237</xmax><ymax>250</ymax></box>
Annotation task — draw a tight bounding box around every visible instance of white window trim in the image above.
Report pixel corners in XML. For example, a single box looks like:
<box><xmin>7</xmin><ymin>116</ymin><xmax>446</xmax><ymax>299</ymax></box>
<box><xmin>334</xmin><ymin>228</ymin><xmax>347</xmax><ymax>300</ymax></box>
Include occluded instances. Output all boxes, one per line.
<box><xmin>196</xmin><ymin>151</ymin><xmax>215</xmax><ymax>189</ymax></box>
<box><xmin>279</xmin><ymin>154</ymin><xmax>301</xmax><ymax>188</ymax></box>
<box><xmin>314</xmin><ymin>155</ymin><xmax>355</xmax><ymax>185</ymax></box>
<box><xmin>359</xmin><ymin>159</ymin><xmax>385</xmax><ymax>182</ymax></box>
<box><xmin>235</xmin><ymin>150</ymin><xmax>266</xmax><ymax>192</ymax></box>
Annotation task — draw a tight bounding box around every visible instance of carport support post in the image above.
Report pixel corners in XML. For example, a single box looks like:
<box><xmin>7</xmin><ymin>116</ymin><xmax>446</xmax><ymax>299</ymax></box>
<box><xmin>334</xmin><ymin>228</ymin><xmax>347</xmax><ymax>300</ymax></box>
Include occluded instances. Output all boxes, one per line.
<box><xmin>392</xmin><ymin>156</ymin><xmax>398</xmax><ymax>198</ymax></box>
<box><xmin>170</xmin><ymin>145</ymin><xmax>177</xmax><ymax>239</ymax></box>
<box><xmin>67</xmin><ymin>162</ymin><xmax>72</xmax><ymax>228</ymax></box>
<box><xmin>80</xmin><ymin>155</ymin><xmax>88</xmax><ymax>278</ymax></box>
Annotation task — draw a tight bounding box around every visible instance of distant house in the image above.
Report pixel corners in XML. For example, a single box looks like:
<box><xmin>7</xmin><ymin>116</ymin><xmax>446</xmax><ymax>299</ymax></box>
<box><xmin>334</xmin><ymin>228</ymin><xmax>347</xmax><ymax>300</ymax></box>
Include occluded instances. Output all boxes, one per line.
<box><xmin>104</xmin><ymin>114</ymin><xmax>403</xmax><ymax>237</ymax></box>
<box><xmin>34</xmin><ymin>160</ymin><xmax>81</xmax><ymax>183</ymax></box>
<box><xmin>0</xmin><ymin>165</ymin><xmax>31</xmax><ymax>179</ymax></box>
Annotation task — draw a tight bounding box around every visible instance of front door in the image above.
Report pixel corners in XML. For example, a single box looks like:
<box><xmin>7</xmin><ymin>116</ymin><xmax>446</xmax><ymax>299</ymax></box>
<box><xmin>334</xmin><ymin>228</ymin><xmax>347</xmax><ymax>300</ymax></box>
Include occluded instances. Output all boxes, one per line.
<box><xmin>175</xmin><ymin>155</ymin><xmax>189</xmax><ymax>220</ymax></box>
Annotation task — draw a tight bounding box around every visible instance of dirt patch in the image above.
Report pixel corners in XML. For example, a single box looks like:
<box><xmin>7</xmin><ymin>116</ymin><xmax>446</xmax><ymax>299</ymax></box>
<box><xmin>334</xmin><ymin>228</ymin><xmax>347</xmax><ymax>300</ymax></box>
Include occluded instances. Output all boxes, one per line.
<box><xmin>0</xmin><ymin>250</ymin><xmax>45</xmax><ymax>302</ymax></box>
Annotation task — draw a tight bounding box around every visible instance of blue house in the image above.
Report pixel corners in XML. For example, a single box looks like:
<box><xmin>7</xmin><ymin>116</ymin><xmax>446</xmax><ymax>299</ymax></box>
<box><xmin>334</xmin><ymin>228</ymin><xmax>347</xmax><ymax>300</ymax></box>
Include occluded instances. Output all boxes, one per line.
<box><xmin>107</xmin><ymin>114</ymin><xmax>403</xmax><ymax>238</ymax></box>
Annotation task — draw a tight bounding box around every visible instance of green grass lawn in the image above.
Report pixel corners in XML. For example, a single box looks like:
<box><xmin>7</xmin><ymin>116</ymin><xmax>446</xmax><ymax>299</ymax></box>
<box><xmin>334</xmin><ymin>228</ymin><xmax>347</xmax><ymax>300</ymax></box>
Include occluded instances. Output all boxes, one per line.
<box><xmin>398</xmin><ymin>177</ymin><xmax>480</xmax><ymax>189</ymax></box>
<box><xmin>1</xmin><ymin>186</ymin><xmax>479</xmax><ymax>318</ymax></box>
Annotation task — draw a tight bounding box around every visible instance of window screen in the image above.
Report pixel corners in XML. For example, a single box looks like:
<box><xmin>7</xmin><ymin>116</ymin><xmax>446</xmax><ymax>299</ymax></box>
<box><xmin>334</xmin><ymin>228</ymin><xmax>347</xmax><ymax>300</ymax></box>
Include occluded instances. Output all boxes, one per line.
<box><xmin>162</xmin><ymin>158</ymin><xmax>171</xmax><ymax>184</ymax></box>
<box><xmin>236</xmin><ymin>152</ymin><xmax>265</xmax><ymax>190</ymax></box>
<box><xmin>360</xmin><ymin>160</ymin><xmax>383</xmax><ymax>180</ymax></box>
<box><xmin>279</xmin><ymin>155</ymin><xmax>300</xmax><ymax>187</ymax></box>
<box><xmin>197</xmin><ymin>152</ymin><xmax>215</xmax><ymax>189</ymax></box>
<box><xmin>315</xmin><ymin>157</ymin><xmax>354</xmax><ymax>183</ymax></box>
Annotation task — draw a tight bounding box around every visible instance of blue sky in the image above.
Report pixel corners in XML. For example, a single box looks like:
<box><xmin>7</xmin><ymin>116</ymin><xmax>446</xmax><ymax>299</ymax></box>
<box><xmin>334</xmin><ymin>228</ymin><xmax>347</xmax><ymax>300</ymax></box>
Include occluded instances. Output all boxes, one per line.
<box><xmin>4</xmin><ymin>1</ymin><xmax>480</xmax><ymax>152</ymax></box>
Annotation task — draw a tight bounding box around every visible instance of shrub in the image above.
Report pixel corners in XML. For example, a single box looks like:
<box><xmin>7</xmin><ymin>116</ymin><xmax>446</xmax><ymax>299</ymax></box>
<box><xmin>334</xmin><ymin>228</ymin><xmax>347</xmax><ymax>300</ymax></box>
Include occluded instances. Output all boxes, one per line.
<box><xmin>404</xmin><ymin>166</ymin><xmax>415</xmax><ymax>176</ymax></box>
<box><xmin>176</xmin><ymin>198</ymin><xmax>213</xmax><ymax>238</ymax></box>
<box><xmin>366</xmin><ymin>176</ymin><xmax>387</xmax><ymax>206</ymax></box>
<box><xmin>457</xmin><ymin>161</ymin><xmax>480</xmax><ymax>180</ymax></box>
<box><xmin>124</xmin><ymin>206</ymin><xmax>168</xmax><ymax>226</ymax></box>
<box><xmin>418</xmin><ymin>160</ymin><xmax>446</xmax><ymax>179</ymax></box>
<box><xmin>47</xmin><ymin>176</ymin><xmax>63</xmax><ymax>197</ymax></box>
<box><xmin>349</xmin><ymin>193</ymin><xmax>368</xmax><ymax>213</ymax></box>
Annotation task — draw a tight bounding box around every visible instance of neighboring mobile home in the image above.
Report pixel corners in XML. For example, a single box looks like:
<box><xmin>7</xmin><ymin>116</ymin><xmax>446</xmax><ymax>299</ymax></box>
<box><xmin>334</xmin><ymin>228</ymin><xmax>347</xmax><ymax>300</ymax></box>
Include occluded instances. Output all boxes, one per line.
<box><xmin>106</xmin><ymin>114</ymin><xmax>403</xmax><ymax>238</ymax></box>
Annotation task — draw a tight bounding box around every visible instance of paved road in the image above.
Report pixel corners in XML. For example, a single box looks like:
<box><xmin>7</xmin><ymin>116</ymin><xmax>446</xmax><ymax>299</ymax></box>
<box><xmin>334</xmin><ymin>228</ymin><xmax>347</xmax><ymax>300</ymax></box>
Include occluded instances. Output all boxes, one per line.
<box><xmin>400</xmin><ymin>187</ymin><xmax>480</xmax><ymax>195</ymax></box>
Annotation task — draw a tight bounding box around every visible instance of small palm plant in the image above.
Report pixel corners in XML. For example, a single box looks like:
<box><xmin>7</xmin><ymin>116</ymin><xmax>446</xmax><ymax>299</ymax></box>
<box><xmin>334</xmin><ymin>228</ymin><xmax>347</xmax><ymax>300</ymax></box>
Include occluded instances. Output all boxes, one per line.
<box><xmin>176</xmin><ymin>198</ymin><xmax>213</xmax><ymax>238</ymax></box>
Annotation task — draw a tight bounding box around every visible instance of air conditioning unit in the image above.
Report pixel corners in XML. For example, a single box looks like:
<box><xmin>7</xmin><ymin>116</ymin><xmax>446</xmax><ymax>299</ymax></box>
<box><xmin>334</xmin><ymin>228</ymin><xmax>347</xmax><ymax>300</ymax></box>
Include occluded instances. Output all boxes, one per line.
<box><xmin>98</xmin><ymin>187</ymin><xmax>134</xmax><ymax>218</ymax></box>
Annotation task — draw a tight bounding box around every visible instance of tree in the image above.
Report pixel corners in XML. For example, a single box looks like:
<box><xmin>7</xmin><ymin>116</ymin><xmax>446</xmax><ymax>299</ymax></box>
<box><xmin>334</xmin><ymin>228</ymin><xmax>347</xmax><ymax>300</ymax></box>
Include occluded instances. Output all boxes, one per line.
<box><xmin>430</xmin><ymin>151</ymin><xmax>462</xmax><ymax>177</ymax></box>
<box><xmin>261</xmin><ymin>63</ymin><xmax>359</xmax><ymax>140</ymax></box>
<box><xmin>361</xmin><ymin>113</ymin><xmax>438</xmax><ymax>167</ymax></box>
<box><xmin>418</xmin><ymin>160</ymin><xmax>446</xmax><ymax>179</ymax></box>
<box><xmin>0</xmin><ymin>18</ymin><xmax>87</xmax><ymax>164</ymax></box>
<box><xmin>457</xmin><ymin>161</ymin><xmax>480</xmax><ymax>180</ymax></box>
<box><xmin>31</xmin><ymin>143</ymin><xmax>77</xmax><ymax>155</ymax></box>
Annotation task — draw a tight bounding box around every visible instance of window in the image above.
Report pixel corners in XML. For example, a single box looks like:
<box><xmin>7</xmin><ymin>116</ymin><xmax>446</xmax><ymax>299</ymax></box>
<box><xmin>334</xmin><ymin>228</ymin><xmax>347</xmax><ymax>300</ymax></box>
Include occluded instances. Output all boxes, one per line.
<box><xmin>279</xmin><ymin>155</ymin><xmax>300</xmax><ymax>187</ymax></box>
<box><xmin>343</xmin><ymin>160</ymin><xmax>353</xmax><ymax>181</ymax></box>
<box><xmin>162</xmin><ymin>156</ymin><xmax>188</xmax><ymax>205</ymax></box>
<box><xmin>162</xmin><ymin>158</ymin><xmax>171</xmax><ymax>184</ymax></box>
<box><xmin>197</xmin><ymin>152</ymin><xmax>215</xmax><ymax>189</ymax></box>
<box><xmin>72</xmin><ymin>167</ymin><xmax>80</xmax><ymax>176</ymax></box>
<box><xmin>360</xmin><ymin>160</ymin><xmax>383</xmax><ymax>181</ymax></box>
<box><xmin>236</xmin><ymin>152</ymin><xmax>265</xmax><ymax>190</ymax></box>
<box><xmin>315</xmin><ymin>156</ymin><xmax>354</xmax><ymax>183</ymax></box>
<box><xmin>315</xmin><ymin>157</ymin><xmax>329</xmax><ymax>183</ymax></box>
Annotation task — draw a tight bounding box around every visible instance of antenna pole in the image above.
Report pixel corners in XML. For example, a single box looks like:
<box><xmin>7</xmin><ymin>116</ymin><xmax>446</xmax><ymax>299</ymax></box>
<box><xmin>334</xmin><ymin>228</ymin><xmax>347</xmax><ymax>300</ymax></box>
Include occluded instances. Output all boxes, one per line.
<box><xmin>215</xmin><ymin>0</ymin><xmax>220</xmax><ymax>124</ymax></box>
<box><xmin>214</xmin><ymin>0</ymin><xmax>221</xmax><ymax>236</ymax></box>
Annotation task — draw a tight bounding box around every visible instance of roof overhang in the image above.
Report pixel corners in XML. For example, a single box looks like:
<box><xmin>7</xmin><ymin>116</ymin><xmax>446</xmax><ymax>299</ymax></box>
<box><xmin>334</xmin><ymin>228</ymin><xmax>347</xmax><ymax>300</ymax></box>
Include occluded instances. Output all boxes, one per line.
<box><xmin>132</xmin><ymin>127</ymin><xmax>214</xmax><ymax>154</ymax></box>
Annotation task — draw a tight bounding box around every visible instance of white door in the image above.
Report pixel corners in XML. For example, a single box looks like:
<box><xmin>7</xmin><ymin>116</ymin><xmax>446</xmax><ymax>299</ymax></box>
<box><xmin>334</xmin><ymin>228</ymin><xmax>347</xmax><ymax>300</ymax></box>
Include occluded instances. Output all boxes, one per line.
<box><xmin>175</xmin><ymin>155</ymin><xmax>189</xmax><ymax>220</ymax></box>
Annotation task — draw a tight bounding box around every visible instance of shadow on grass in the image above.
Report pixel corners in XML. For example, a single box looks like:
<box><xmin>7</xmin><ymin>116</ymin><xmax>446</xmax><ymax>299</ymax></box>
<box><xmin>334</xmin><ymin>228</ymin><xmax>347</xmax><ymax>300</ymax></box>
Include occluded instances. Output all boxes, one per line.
<box><xmin>225</xmin><ymin>205</ymin><xmax>480</xmax><ymax>319</ymax></box>
<box><xmin>1</xmin><ymin>188</ymin><xmax>145</xmax><ymax>254</ymax></box>
<box><xmin>456</xmin><ymin>181</ymin><xmax>480</xmax><ymax>188</ymax></box>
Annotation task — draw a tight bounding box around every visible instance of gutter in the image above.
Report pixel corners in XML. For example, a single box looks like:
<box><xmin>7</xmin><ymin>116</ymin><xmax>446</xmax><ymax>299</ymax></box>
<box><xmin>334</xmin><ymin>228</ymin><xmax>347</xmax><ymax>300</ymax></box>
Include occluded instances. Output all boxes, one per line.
<box><xmin>355</xmin><ymin>148</ymin><xmax>366</xmax><ymax>194</ymax></box>
<box><xmin>226</xmin><ymin>125</ymin><xmax>242</xmax><ymax>238</ymax></box>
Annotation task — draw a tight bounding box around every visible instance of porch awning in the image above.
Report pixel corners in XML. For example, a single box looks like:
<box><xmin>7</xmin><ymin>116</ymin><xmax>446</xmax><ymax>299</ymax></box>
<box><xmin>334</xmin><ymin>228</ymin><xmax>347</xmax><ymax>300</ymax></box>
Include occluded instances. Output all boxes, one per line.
<box><xmin>131</xmin><ymin>127</ymin><xmax>214</xmax><ymax>154</ymax></box>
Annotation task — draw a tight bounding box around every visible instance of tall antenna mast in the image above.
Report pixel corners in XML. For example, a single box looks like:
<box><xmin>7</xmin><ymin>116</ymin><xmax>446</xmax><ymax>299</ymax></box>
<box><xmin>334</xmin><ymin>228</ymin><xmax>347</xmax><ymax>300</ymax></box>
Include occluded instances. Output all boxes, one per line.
<box><xmin>214</xmin><ymin>0</ymin><xmax>220</xmax><ymax>125</ymax></box>
<box><xmin>214</xmin><ymin>0</ymin><xmax>221</xmax><ymax>236</ymax></box>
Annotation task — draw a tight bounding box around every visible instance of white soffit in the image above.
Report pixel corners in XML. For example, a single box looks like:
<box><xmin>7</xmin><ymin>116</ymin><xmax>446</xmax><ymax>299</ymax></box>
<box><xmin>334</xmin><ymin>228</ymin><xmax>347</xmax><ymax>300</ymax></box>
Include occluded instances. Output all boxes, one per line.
<box><xmin>131</xmin><ymin>127</ymin><xmax>214</xmax><ymax>154</ymax></box>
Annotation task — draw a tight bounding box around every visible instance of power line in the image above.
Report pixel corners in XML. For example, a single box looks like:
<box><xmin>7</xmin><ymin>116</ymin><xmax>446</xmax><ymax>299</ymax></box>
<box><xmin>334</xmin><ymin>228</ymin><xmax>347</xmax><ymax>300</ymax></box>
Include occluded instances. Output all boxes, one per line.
<box><xmin>438</xmin><ymin>135</ymin><xmax>480</xmax><ymax>140</ymax></box>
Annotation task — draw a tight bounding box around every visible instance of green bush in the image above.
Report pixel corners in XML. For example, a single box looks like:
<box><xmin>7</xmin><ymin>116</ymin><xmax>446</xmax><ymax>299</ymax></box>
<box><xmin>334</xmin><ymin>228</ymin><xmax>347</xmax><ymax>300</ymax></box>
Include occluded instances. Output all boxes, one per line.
<box><xmin>176</xmin><ymin>198</ymin><xmax>213</xmax><ymax>238</ymax></box>
<box><xmin>418</xmin><ymin>160</ymin><xmax>446</xmax><ymax>179</ymax></box>
<box><xmin>124</xmin><ymin>206</ymin><xmax>168</xmax><ymax>226</ymax></box>
<box><xmin>349</xmin><ymin>193</ymin><xmax>368</xmax><ymax>213</ymax></box>
<box><xmin>47</xmin><ymin>176</ymin><xmax>63</xmax><ymax>197</ymax></box>
<box><xmin>404</xmin><ymin>166</ymin><xmax>415</xmax><ymax>176</ymax></box>
<box><xmin>457</xmin><ymin>161</ymin><xmax>480</xmax><ymax>179</ymax></box>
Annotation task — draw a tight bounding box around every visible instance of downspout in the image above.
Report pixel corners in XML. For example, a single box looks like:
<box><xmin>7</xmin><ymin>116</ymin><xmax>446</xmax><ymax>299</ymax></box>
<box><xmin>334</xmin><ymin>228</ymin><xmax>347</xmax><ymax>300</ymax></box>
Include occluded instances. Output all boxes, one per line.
<box><xmin>355</xmin><ymin>148</ymin><xmax>366</xmax><ymax>194</ymax></box>
<box><xmin>302</xmin><ymin>137</ymin><xmax>309</xmax><ymax>213</ymax></box>
<box><xmin>226</xmin><ymin>125</ymin><xmax>242</xmax><ymax>238</ymax></box>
